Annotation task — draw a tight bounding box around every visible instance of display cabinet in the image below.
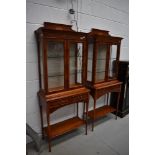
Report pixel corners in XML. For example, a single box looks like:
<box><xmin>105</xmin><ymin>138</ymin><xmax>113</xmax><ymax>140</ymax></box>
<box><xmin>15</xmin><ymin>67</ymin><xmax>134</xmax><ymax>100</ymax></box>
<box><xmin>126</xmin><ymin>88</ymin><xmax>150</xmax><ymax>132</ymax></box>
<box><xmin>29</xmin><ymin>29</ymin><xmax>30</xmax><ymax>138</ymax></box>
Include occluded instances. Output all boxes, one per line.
<box><xmin>86</xmin><ymin>29</ymin><xmax>123</xmax><ymax>131</ymax></box>
<box><xmin>35</xmin><ymin>22</ymin><xmax>89</xmax><ymax>152</ymax></box>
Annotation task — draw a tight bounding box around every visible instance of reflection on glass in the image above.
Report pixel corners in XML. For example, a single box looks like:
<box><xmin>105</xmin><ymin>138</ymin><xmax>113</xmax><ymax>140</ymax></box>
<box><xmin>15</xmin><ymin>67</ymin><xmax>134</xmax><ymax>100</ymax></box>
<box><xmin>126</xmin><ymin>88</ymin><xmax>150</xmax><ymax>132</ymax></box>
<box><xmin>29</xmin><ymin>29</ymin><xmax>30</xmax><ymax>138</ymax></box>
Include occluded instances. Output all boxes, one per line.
<box><xmin>69</xmin><ymin>43</ymin><xmax>76</xmax><ymax>86</ymax></box>
<box><xmin>109</xmin><ymin>45</ymin><xmax>117</xmax><ymax>79</ymax></box>
<box><xmin>96</xmin><ymin>44</ymin><xmax>107</xmax><ymax>82</ymax></box>
<box><xmin>87</xmin><ymin>43</ymin><xmax>93</xmax><ymax>81</ymax></box>
<box><xmin>69</xmin><ymin>43</ymin><xmax>83</xmax><ymax>87</ymax></box>
<box><xmin>47</xmin><ymin>41</ymin><xmax>64</xmax><ymax>91</ymax></box>
<box><xmin>77</xmin><ymin>43</ymin><xmax>83</xmax><ymax>84</ymax></box>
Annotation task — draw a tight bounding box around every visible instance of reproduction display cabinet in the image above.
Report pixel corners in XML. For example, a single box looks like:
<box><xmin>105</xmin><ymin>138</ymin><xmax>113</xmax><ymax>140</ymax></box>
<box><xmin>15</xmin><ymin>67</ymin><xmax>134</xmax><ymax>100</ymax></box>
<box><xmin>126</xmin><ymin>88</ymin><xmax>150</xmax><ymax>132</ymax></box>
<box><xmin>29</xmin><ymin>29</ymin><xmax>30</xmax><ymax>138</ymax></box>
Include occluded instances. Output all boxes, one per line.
<box><xmin>86</xmin><ymin>29</ymin><xmax>123</xmax><ymax>131</ymax></box>
<box><xmin>35</xmin><ymin>22</ymin><xmax>89</xmax><ymax>152</ymax></box>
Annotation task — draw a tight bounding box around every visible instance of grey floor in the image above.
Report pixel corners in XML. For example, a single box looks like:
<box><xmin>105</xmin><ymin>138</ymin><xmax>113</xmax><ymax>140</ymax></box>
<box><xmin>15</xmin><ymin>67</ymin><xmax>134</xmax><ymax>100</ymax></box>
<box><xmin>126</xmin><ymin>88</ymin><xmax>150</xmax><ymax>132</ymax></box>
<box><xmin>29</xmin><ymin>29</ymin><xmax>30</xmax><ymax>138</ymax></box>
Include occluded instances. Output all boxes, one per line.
<box><xmin>27</xmin><ymin>114</ymin><xmax>129</xmax><ymax>155</ymax></box>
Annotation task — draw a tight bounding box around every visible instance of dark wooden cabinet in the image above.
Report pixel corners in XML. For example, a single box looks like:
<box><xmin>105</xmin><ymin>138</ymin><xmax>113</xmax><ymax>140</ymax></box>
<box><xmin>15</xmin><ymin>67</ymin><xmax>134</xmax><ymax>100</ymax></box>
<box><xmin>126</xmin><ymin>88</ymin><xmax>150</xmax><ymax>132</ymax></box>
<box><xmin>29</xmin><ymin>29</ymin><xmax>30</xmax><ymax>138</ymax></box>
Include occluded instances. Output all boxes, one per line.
<box><xmin>35</xmin><ymin>22</ymin><xmax>89</xmax><ymax>152</ymax></box>
<box><xmin>110</xmin><ymin>60</ymin><xmax>129</xmax><ymax>118</ymax></box>
<box><xmin>86</xmin><ymin>29</ymin><xmax>123</xmax><ymax>131</ymax></box>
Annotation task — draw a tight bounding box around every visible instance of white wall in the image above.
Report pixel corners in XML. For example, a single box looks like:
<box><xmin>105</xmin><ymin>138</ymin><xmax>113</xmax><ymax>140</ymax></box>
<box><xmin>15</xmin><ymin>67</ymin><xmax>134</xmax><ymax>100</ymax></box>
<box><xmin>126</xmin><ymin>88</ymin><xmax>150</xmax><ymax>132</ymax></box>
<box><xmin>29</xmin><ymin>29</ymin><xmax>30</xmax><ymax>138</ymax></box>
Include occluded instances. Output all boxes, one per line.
<box><xmin>26</xmin><ymin>0</ymin><xmax>129</xmax><ymax>135</ymax></box>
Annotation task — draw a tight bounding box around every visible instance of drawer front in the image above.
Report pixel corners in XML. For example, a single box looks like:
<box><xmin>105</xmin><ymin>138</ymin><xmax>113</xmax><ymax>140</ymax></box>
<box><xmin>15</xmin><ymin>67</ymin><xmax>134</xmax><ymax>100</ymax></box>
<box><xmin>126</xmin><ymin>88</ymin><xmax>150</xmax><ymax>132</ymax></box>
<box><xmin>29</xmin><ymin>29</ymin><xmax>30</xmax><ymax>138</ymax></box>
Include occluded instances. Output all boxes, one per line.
<box><xmin>47</xmin><ymin>93</ymin><xmax>89</xmax><ymax>112</ymax></box>
<box><xmin>96</xmin><ymin>84</ymin><xmax>121</xmax><ymax>99</ymax></box>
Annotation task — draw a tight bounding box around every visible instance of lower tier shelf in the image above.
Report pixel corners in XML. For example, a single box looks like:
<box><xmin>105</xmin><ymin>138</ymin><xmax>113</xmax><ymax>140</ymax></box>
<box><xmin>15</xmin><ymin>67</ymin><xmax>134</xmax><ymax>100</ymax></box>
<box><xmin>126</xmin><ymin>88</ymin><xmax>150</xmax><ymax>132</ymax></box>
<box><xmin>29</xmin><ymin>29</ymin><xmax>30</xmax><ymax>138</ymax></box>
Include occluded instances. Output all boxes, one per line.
<box><xmin>88</xmin><ymin>105</ymin><xmax>116</xmax><ymax>120</ymax></box>
<box><xmin>44</xmin><ymin>117</ymin><xmax>85</xmax><ymax>139</ymax></box>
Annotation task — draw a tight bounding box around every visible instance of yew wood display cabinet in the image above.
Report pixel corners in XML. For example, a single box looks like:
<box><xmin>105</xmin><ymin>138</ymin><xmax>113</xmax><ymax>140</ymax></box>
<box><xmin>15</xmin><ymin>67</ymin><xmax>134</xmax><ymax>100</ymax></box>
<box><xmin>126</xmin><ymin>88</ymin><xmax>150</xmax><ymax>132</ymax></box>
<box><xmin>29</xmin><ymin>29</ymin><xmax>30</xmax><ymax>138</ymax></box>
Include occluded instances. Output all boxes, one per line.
<box><xmin>35</xmin><ymin>22</ymin><xmax>89</xmax><ymax>152</ymax></box>
<box><xmin>86</xmin><ymin>29</ymin><xmax>123</xmax><ymax>131</ymax></box>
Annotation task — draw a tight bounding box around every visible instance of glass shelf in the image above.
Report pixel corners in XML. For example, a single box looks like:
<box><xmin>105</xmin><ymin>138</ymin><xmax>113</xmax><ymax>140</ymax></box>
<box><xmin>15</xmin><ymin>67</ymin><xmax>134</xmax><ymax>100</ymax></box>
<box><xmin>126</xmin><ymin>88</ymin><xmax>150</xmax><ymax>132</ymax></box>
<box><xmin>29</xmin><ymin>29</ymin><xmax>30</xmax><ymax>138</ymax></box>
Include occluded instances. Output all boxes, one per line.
<box><xmin>47</xmin><ymin>70</ymin><xmax>82</xmax><ymax>78</ymax></box>
<box><xmin>96</xmin><ymin>70</ymin><xmax>106</xmax><ymax>73</ymax></box>
<box><xmin>47</xmin><ymin>56</ymin><xmax>83</xmax><ymax>59</ymax></box>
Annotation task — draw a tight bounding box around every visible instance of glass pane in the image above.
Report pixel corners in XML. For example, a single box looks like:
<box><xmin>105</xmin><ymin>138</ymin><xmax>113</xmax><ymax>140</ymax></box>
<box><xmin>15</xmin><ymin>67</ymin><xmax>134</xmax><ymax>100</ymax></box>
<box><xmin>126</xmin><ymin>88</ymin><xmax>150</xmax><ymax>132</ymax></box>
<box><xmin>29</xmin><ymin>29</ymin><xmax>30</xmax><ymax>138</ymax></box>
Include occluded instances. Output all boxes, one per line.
<box><xmin>109</xmin><ymin>45</ymin><xmax>117</xmax><ymax>79</ymax></box>
<box><xmin>77</xmin><ymin>43</ymin><xmax>83</xmax><ymax>84</ymax></box>
<box><xmin>69</xmin><ymin>43</ymin><xmax>83</xmax><ymax>88</ymax></box>
<box><xmin>47</xmin><ymin>41</ymin><xmax>64</xmax><ymax>91</ymax></box>
<box><xmin>87</xmin><ymin>43</ymin><xmax>93</xmax><ymax>81</ymax></box>
<box><xmin>96</xmin><ymin>44</ymin><xmax>107</xmax><ymax>82</ymax></box>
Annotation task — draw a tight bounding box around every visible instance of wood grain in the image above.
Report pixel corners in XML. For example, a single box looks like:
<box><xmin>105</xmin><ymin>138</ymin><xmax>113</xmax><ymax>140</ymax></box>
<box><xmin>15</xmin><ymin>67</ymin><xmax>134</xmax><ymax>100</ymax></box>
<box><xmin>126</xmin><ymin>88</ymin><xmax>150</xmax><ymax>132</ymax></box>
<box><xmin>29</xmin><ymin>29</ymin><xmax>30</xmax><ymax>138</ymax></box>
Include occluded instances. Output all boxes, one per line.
<box><xmin>44</xmin><ymin>117</ymin><xmax>85</xmax><ymax>138</ymax></box>
<box><xmin>88</xmin><ymin>105</ymin><xmax>116</xmax><ymax>119</ymax></box>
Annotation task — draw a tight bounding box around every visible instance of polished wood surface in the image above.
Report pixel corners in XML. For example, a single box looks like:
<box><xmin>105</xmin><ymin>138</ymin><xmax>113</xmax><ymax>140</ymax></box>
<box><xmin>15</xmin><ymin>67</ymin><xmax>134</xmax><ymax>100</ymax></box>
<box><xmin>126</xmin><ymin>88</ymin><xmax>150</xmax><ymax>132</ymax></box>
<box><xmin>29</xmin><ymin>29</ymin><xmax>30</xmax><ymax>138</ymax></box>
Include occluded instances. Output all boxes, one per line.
<box><xmin>35</xmin><ymin>22</ymin><xmax>124</xmax><ymax>152</ymax></box>
<box><xmin>38</xmin><ymin>88</ymin><xmax>89</xmax><ymax>152</ymax></box>
<box><xmin>86</xmin><ymin>28</ymin><xmax>123</xmax><ymax>131</ymax></box>
<box><xmin>35</xmin><ymin>22</ymin><xmax>90</xmax><ymax>152</ymax></box>
<box><xmin>38</xmin><ymin>88</ymin><xmax>89</xmax><ymax>113</ymax></box>
<box><xmin>44</xmin><ymin>117</ymin><xmax>85</xmax><ymax>138</ymax></box>
<box><xmin>88</xmin><ymin>105</ymin><xmax>116</xmax><ymax>119</ymax></box>
<box><xmin>93</xmin><ymin>80</ymin><xmax>122</xmax><ymax>100</ymax></box>
<box><xmin>35</xmin><ymin>22</ymin><xmax>88</xmax><ymax>94</ymax></box>
<box><xmin>87</xmin><ymin>80</ymin><xmax>122</xmax><ymax>131</ymax></box>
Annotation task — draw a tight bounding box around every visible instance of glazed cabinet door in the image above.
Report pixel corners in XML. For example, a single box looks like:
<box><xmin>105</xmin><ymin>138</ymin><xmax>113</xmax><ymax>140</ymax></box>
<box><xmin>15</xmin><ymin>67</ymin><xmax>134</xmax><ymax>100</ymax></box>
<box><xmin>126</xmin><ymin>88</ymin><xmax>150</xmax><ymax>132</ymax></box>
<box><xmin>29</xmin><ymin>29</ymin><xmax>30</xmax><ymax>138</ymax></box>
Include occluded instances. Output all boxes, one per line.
<box><xmin>69</xmin><ymin>42</ymin><xmax>84</xmax><ymax>88</ymax></box>
<box><xmin>47</xmin><ymin>40</ymin><xmax>65</xmax><ymax>92</ymax></box>
<box><xmin>108</xmin><ymin>44</ymin><xmax>118</xmax><ymax>80</ymax></box>
<box><xmin>95</xmin><ymin>43</ymin><xmax>107</xmax><ymax>83</ymax></box>
<box><xmin>87</xmin><ymin>43</ymin><xmax>93</xmax><ymax>82</ymax></box>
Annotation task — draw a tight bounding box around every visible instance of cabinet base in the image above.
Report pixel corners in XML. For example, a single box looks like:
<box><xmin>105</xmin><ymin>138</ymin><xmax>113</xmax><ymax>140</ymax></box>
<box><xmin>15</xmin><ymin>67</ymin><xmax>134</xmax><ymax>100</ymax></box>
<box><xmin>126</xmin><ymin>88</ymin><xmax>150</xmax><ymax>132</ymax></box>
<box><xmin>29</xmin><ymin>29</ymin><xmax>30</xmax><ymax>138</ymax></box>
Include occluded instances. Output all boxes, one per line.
<box><xmin>44</xmin><ymin>117</ymin><xmax>85</xmax><ymax>139</ymax></box>
<box><xmin>88</xmin><ymin>105</ymin><xmax>116</xmax><ymax>120</ymax></box>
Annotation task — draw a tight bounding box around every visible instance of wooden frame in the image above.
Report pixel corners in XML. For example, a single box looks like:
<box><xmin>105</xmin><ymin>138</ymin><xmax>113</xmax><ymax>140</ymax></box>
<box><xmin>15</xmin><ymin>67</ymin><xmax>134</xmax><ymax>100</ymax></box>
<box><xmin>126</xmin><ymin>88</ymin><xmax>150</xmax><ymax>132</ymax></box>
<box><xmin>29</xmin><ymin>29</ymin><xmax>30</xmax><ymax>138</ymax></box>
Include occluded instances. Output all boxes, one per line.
<box><xmin>86</xmin><ymin>28</ymin><xmax>123</xmax><ymax>131</ymax></box>
<box><xmin>35</xmin><ymin>22</ymin><xmax>89</xmax><ymax>152</ymax></box>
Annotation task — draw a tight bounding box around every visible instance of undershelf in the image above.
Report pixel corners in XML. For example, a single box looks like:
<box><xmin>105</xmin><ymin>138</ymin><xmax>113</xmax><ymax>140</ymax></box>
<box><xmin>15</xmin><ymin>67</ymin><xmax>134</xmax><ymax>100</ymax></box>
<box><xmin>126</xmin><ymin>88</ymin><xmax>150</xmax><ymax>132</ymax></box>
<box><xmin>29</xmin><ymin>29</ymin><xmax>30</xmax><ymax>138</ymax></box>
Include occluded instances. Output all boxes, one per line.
<box><xmin>44</xmin><ymin>117</ymin><xmax>85</xmax><ymax>138</ymax></box>
<box><xmin>88</xmin><ymin>105</ymin><xmax>116</xmax><ymax>120</ymax></box>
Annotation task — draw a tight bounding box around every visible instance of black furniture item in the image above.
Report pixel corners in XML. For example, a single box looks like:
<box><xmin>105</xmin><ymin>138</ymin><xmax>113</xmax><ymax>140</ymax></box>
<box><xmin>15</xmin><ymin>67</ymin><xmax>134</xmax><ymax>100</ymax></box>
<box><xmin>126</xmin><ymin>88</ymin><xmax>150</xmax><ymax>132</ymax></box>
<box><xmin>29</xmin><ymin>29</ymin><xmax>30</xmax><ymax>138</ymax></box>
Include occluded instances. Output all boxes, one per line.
<box><xmin>110</xmin><ymin>60</ymin><xmax>129</xmax><ymax>118</ymax></box>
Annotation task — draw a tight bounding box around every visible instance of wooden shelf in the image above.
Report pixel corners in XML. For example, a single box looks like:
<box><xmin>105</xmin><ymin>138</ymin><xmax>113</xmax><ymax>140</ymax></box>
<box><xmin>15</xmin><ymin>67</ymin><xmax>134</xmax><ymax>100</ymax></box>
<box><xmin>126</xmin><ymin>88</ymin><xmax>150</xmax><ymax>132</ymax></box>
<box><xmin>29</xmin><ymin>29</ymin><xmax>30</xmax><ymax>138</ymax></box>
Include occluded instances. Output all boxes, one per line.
<box><xmin>88</xmin><ymin>105</ymin><xmax>116</xmax><ymax>119</ymax></box>
<box><xmin>44</xmin><ymin>117</ymin><xmax>85</xmax><ymax>138</ymax></box>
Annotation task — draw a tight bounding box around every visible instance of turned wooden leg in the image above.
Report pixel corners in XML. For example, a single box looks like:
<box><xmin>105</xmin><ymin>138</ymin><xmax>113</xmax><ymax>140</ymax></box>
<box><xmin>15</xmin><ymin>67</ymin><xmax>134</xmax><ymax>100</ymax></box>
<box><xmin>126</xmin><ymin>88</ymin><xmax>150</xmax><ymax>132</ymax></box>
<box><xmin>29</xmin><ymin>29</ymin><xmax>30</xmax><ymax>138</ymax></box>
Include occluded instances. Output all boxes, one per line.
<box><xmin>116</xmin><ymin>92</ymin><xmax>121</xmax><ymax>120</ymax></box>
<box><xmin>92</xmin><ymin>99</ymin><xmax>96</xmax><ymax>131</ymax></box>
<box><xmin>85</xmin><ymin>101</ymin><xmax>89</xmax><ymax>135</ymax></box>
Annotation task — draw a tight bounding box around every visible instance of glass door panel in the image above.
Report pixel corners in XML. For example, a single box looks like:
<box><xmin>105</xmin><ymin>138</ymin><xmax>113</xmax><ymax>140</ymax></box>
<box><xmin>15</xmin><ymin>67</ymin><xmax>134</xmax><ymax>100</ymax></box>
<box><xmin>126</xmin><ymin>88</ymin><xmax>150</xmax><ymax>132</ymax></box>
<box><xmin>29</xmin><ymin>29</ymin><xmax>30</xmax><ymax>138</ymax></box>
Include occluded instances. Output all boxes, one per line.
<box><xmin>96</xmin><ymin>44</ymin><xmax>107</xmax><ymax>82</ymax></box>
<box><xmin>47</xmin><ymin>41</ymin><xmax>64</xmax><ymax>91</ymax></box>
<box><xmin>108</xmin><ymin>45</ymin><xmax>117</xmax><ymax>79</ymax></box>
<box><xmin>87</xmin><ymin>43</ymin><xmax>93</xmax><ymax>81</ymax></box>
<box><xmin>69</xmin><ymin>42</ymin><xmax>83</xmax><ymax>88</ymax></box>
